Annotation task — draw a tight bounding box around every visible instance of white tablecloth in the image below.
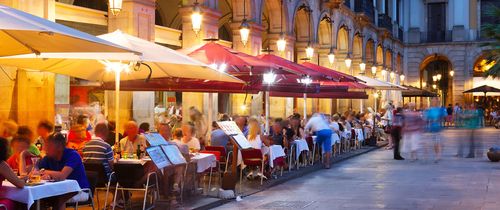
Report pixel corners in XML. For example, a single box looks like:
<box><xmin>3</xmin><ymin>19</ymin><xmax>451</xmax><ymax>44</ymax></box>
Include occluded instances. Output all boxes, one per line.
<box><xmin>116</xmin><ymin>158</ymin><xmax>149</xmax><ymax>165</ymax></box>
<box><xmin>294</xmin><ymin>140</ymin><xmax>309</xmax><ymax>160</ymax></box>
<box><xmin>0</xmin><ymin>180</ymin><xmax>81</xmax><ymax>208</ymax></box>
<box><xmin>191</xmin><ymin>153</ymin><xmax>216</xmax><ymax>173</ymax></box>
<box><xmin>268</xmin><ymin>145</ymin><xmax>286</xmax><ymax>168</ymax></box>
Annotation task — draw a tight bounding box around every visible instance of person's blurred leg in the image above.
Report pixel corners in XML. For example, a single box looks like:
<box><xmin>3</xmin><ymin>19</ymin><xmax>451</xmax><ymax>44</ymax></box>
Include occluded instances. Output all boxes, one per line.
<box><xmin>466</xmin><ymin>129</ymin><xmax>475</xmax><ymax>158</ymax></box>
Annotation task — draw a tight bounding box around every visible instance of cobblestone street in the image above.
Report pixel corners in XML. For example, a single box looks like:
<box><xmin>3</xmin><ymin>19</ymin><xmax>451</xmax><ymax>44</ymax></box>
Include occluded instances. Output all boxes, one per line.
<box><xmin>215</xmin><ymin>128</ymin><xmax>500</xmax><ymax>210</ymax></box>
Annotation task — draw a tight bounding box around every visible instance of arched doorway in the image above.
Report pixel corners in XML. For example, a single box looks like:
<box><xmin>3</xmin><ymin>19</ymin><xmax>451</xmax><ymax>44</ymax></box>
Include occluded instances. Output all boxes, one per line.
<box><xmin>472</xmin><ymin>55</ymin><xmax>499</xmax><ymax>109</ymax></box>
<box><xmin>420</xmin><ymin>55</ymin><xmax>453</xmax><ymax>106</ymax></box>
<box><xmin>336</xmin><ymin>26</ymin><xmax>349</xmax><ymax>73</ymax></box>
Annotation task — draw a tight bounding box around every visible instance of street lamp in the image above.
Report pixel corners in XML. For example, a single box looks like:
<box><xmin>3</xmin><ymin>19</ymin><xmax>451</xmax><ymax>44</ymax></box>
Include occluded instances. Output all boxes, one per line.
<box><xmin>436</xmin><ymin>73</ymin><xmax>442</xmax><ymax>81</ymax></box>
<box><xmin>109</xmin><ymin>0</ymin><xmax>123</xmax><ymax>15</ymax></box>
<box><xmin>359</xmin><ymin>62</ymin><xmax>366</xmax><ymax>74</ymax></box>
<box><xmin>450</xmin><ymin>70</ymin><xmax>455</xmax><ymax>77</ymax></box>
<box><xmin>239</xmin><ymin>0</ymin><xmax>250</xmax><ymax>46</ymax></box>
<box><xmin>263</xmin><ymin>72</ymin><xmax>277</xmax><ymax>85</ymax></box>
<box><xmin>191</xmin><ymin>0</ymin><xmax>202</xmax><ymax>36</ymax></box>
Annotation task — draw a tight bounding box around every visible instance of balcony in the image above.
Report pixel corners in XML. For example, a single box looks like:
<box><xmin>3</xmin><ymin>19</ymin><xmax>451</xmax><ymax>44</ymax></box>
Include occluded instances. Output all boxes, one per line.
<box><xmin>354</xmin><ymin>0</ymin><xmax>375</xmax><ymax>24</ymax></box>
<box><xmin>378</xmin><ymin>13</ymin><xmax>393</xmax><ymax>32</ymax></box>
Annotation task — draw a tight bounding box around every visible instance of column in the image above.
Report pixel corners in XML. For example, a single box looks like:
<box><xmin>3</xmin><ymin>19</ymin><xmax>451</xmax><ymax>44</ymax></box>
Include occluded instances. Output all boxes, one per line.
<box><xmin>107</xmin><ymin>0</ymin><xmax>156</xmax><ymax>130</ymax></box>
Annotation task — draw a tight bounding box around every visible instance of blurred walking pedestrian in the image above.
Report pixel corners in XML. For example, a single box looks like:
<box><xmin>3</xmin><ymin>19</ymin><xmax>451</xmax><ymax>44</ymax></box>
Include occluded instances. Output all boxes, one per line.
<box><xmin>392</xmin><ymin>107</ymin><xmax>404</xmax><ymax>160</ymax></box>
<box><xmin>402</xmin><ymin>103</ymin><xmax>424</xmax><ymax>161</ymax></box>
<box><xmin>459</xmin><ymin>104</ymin><xmax>482</xmax><ymax>158</ymax></box>
<box><xmin>424</xmin><ymin>98</ymin><xmax>446</xmax><ymax>163</ymax></box>
<box><xmin>305</xmin><ymin>113</ymin><xmax>332</xmax><ymax>169</ymax></box>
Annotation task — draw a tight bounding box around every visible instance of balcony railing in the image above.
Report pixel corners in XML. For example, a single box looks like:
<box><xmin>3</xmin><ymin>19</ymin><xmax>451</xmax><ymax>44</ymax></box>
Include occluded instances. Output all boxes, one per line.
<box><xmin>354</xmin><ymin>0</ymin><xmax>375</xmax><ymax>24</ymax></box>
<box><xmin>378</xmin><ymin>13</ymin><xmax>392</xmax><ymax>32</ymax></box>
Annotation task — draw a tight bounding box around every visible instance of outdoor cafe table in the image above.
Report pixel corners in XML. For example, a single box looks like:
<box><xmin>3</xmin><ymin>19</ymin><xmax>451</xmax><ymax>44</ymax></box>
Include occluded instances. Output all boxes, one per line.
<box><xmin>294</xmin><ymin>139</ymin><xmax>309</xmax><ymax>160</ymax></box>
<box><xmin>0</xmin><ymin>179</ymin><xmax>80</xmax><ymax>210</ymax></box>
<box><xmin>190</xmin><ymin>153</ymin><xmax>216</xmax><ymax>173</ymax></box>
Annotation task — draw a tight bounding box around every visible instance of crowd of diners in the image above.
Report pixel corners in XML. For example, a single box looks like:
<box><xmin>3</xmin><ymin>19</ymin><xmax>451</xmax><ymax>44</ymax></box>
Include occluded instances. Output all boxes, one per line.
<box><xmin>0</xmin><ymin>104</ymin><xmax>383</xmax><ymax>209</ymax></box>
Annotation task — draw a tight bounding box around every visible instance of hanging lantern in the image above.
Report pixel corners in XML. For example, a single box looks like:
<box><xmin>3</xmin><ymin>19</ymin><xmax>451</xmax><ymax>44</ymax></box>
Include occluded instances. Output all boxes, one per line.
<box><xmin>239</xmin><ymin>19</ymin><xmax>250</xmax><ymax>46</ymax></box>
<box><xmin>432</xmin><ymin>84</ymin><xmax>437</xmax><ymax>89</ymax></box>
<box><xmin>328</xmin><ymin>48</ymin><xmax>335</xmax><ymax>65</ymax></box>
<box><xmin>381</xmin><ymin>68</ymin><xmax>387</xmax><ymax>76</ymax></box>
<box><xmin>277</xmin><ymin>33</ymin><xmax>287</xmax><ymax>53</ymax></box>
<box><xmin>436</xmin><ymin>73</ymin><xmax>442</xmax><ymax>81</ymax></box>
<box><xmin>432</xmin><ymin>75</ymin><xmax>437</xmax><ymax>82</ymax></box>
<box><xmin>191</xmin><ymin>0</ymin><xmax>202</xmax><ymax>36</ymax></box>
<box><xmin>305</xmin><ymin>43</ymin><xmax>314</xmax><ymax>59</ymax></box>
<box><xmin>400</xmin><ymin>74</ymin><xmax>405</xmax><ymax>83</ymax></box>
<box><xmin>359</xmin><ymin>62</ymin><xmax>366</xmax><ymax>73</ymax></box>
<box><xmin>422</xmin><ymin>81</ymin><xmax>427</xmax><ymax>88</ymax></box>
<box><xmin>390</xmin><ymin>71</ymin><xmax>395</xmax><ymax>80</ymax></box>
<box><xmin>373</xmin><ymin>92</ymin><xmax>379</xmax><ymax>99</ymax></box>
<box><xmin>344</xmin><ymin>56</ymin><xmax>352</xmax><ymax>68</ymax></box>
<box><xmin>450</xmin><ymin>70</ymin><xmax>455</xmax><ymax>77</ymax></box>
<box><xmin>371</xmin><ymin>66</ymin><xmax>377</xmax><ymax>75</ymax></box>
<box><xmin>109</xmin><ymin>0</ymin><xmax>123</xmax><ymax>15</ymax></box>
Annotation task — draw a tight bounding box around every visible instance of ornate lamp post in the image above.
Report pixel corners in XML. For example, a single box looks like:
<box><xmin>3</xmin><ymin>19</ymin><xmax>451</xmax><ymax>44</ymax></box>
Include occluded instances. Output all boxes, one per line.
<box><xmin>239</xmin><ymin>0</ymin><xmax>250</xmax><ymax>46</ymax></box>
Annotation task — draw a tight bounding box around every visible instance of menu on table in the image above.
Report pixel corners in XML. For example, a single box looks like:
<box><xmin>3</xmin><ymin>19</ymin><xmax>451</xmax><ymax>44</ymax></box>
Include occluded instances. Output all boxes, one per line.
<box><xmin>161</xmin><ymin>144</ymin><xmax>187</xmax><ymax>165</ymax></box>
<box><xmin>144</xmin><ymin>133</ymin><xmax>168</xmax><ymax>146</ymax></box>
<box><xmin>146</xmin><ymin>146</ymin><xmax>171</xmax><ymax>169</ymax></box>
<box><xmin>216</xmin><ymin>121</ymin><xmax>252</xmax><ymax>150</ymax></box>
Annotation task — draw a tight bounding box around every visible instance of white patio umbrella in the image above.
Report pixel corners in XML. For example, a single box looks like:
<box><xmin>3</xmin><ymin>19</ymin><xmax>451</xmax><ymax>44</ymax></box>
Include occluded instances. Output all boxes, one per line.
<box><xmin>0</xmin><ymin>4</ymin><xmax>134</xmax><ymax>57</ymax></box>
<box><xmin>0</xmin><ymin>30</ymin><xmax>242</xmax><ymax>144</ymax></box>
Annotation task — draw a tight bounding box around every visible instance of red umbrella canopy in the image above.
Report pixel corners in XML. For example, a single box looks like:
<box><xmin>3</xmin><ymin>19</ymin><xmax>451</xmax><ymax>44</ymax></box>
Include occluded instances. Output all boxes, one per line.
<box><xmin>187</xmin><ymin>42</ymin><xmax>292</xmax><ymax>77</ymax></box>
<box><xmin>301</xmin><ymin>62</ymin><xmax>358</xmax><ymax>82</ymax></box>
<box><xmin>257</xmin><ymin>54</ymin><xmax>331</xmax><ymax>80</ymax></box>
<box><xmin>320</xmin><ymin>81</ymin><xmax>372</xmax><ymax>89</ymax></box>
<box><xmin>270</xmin><ymin>91</ymin><xmax>368</xmax><ymax>99</ymax></box>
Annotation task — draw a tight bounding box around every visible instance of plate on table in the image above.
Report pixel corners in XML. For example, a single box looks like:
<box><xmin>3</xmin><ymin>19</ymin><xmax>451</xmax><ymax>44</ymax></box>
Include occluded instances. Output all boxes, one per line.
<box><xmin>26</xmin><ymin>180</ymin><xmax>46</xmax><ymax>186</ymax></box>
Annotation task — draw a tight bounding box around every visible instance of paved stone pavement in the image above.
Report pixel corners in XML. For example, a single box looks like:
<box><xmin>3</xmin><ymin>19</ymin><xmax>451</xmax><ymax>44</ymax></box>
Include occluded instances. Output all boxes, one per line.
<box><xmin>214</xmin><ymin>128</ymin><xmax>500</xmax><ymax>210</ymax></box>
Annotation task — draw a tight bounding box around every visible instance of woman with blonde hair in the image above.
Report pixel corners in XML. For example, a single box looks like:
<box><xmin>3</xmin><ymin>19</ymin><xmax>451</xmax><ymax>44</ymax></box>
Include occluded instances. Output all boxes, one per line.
<box><xmin>247</xmin><ymin>117</ymin><xmax>265</xmax><ymax>150</ymax></box>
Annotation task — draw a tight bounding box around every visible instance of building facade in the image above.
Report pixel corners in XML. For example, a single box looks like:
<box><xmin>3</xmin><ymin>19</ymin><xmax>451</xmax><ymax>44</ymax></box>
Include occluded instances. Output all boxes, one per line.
<box><xmin>0</xmin><ymin>0</ymin><xmax>496</xmax><ymax>130</ymax></box>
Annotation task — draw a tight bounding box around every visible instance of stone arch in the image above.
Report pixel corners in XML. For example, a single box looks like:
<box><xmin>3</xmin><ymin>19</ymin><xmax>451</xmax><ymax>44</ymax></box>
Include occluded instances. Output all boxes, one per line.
<box><xmin>336</xmin><ymin>25</ymin><xmax>349</xmax><ymax>53</ymax></box>
<box><xmin>231</xmin><ymin>0</ymin><xmax>255</xmax><ymax>22</ymax></box>
<box><xmin>365</xmin><ymin>39</ymin><xmax>375</xmax><ymax>64</ymax></box>
<box><xmin>352</xmin><ymin>33</ymin><xmax>363</xmax><ymax>59</ymax></box>
<box><xmin>385</xmin><ymin>49</ymin><xmax>393</xmax><ymax>69</ymax></box>
<box><xmin>292</xmin><ymin>1</ymin><xmax>312</xmax><ymax>43</ymax></box>
<box><xmin>376</xmin><ymin>44</ymin><xmax>384</xmax><ymax>65</ymax></box>
<box><xmin>317</xmin><ymin>12</ymin><xmax>332</xmax><ymax>48</ymax></box>
<box><xmin>419</xmin><ymin>54</ymin><xmax>454</xmax><ymax>106</ymax></box>
<box><xmin>262</xmin><ymin>0</ymin><xmax>290</xmax><ymax>34</ymax></box>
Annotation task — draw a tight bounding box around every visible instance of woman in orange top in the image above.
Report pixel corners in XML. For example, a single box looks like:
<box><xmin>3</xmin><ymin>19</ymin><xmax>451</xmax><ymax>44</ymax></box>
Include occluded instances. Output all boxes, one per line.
<box><xmin>67</xmin><ymin>115</ymin><xmax>91</xmax><ymax>154</ymax></box>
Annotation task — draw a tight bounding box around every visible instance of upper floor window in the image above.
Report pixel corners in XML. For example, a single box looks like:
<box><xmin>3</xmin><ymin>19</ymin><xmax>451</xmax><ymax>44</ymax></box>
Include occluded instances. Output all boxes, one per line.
<box><xmin>427</xmin><ymin>3</ymin><xmax>446</xmax><ymax>42</ymax></box>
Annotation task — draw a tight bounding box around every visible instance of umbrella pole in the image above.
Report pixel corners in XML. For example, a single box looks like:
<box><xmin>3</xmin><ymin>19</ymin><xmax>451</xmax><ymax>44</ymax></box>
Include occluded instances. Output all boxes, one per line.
<box><xmin>265</xmin><ymin>91</ymin><xmax>270</xmax><ymax>135</ymax></box>
<box><xmin>303</xmin><ymin>93</ymin><xmax>307</xmax><ymax>121</ymax></box>
<box><xmin>115</xmin><ymin>70</ymin><xmax>120</xmax><ymax>145</ymax></box>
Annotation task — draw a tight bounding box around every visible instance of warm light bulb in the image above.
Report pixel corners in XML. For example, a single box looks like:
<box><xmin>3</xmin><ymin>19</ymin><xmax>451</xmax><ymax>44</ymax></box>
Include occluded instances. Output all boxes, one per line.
<box><xmin>191</xmin><ymin>2</ymin><xmax>202</xmax><ymax>35</ymax></box>
<box><xmin>345</xmin><ymin>57</ymin><xmax>352</xmax><ymax>68</ymax></box>
<box><xmin>390</xmin><ymin>71</ymin><xmax>395</xmax><ymax>80</ymax></box>
<box><xmin>263</xmin><ymin>72</ymin><xmax>276</xmax><ymax>84</ymax></box>
<box><xmin>400</xmin><ymin>74</ymin><xmax>405</xmax><ymax>82</ymax></box>
<box><xmin>305</xmin><ymin>45</ymin><xmax>314</xmax><ymax>59</ymax></box>
<box><xmin>432</xmin><ymin>84</ymin><xmax>437</xmax><ymax>89</ymax></box>
<box><xmin>239</xmin><ymin>20</ymin><xmax>250</xmax><ymax>46</ymax></box>
<box><xmin>240</xmin><ymin>104</ymin><xmax>247</xmax><ymax>111</ymax></box>
<box><xmin>373</xmin><ymin>92</ymin><xmax>379</xmax><ymax>98</ymax></box>
<box><xmin>450</xmin><ymin>70</ymin><xmax>455</xmax><ymax>77</ymax></box>
<box><xmin>109</xmin><ymin>0</ymin><xmax>123</xmax><ymax>15</ymax></box>
<box><xmin>381</xmin><ymin>69</ymin><xmax>387</xmax><ymax>76</ymax></box>
<box><xmin>422</xmin><ymin>82</ymin><xmax>427</xmax><ymax>88</ymax></box>
<box><xmin>432</xmin><ymin>75</ymin><xmax>437</xmax><ymax>82</ymax></box>
<box><xmin>359</xmin><ymin>62</ymin><xmax>366</xmax><ymax>73</ymax></box>
<box><xmin>328</xmin><ymin>53</ymin><xmax>335</xmax><ymax>65</ymax></box>
<box><xmin>436</xmin><ymin>74</ymin><xmax>442</xmax><ymax>81</ymax></box>
<box><xmin>299</xmin><ymin>75</ymin><xmax>313</xmax><ymax>85</ymax></box>
<box><xmin>371</xmin><ymin>66</ymin><xmax>377</xmax><ymax>75</ymax></box>
<box><xmin>277</xmin><ymin>36</ymin><xmax>287</xmax><ymax>53</ymax></box>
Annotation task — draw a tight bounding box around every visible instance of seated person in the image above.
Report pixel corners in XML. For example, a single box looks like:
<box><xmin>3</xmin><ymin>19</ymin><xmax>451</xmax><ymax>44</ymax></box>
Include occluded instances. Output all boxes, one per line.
<box><xmin>269</xmin><ymin>120</ymin><xmax>288</xmax><ymax>148</ymax></box>
<box><xmin>35</xmin><ymin>119</ymin><xmax>54</xmax><ymax>155</ymax></box>
<box><xmin>0</xmin><ymin>137</ymin><xmax>26</xmax><ymax>210</ymax></box>
<box><xmin>210</xmin><ymin>121</ymin><xmax>230</xmax><ymax>149</ymax></box>
<box><xmin>67</xmin><ymin>115</ymin><xmax>92</xmax><ymax>154</ymax></box>
<box><xmin>158</xmin><ymin>123</ymin><xmax>172</xmax><ymax>141</ymax></box>
<box><xmin>0</xmin><ymin>120</ymin><xmax>18</xmax><ymax>156</ymax></box>
<box><xmin>17</xmin><ymin>125</ymin><xmax>41</xmax><ymax>156</ymax></box>
<box><xmin>119</xmin><ymin>121</ymin><xmax>148</xmax><ymax>155</ymax></box>
<box><xmin>82</xmin><ymin>123</ymin><xmax>114</xmax><ymax>180</ymax></box>
<box><xmin>181</xmin><ymin>124</ymin><xmax>200</xmax><ymax>152</ymax></box>
<box><xmin>39</xmin><ymin>133</ymin><xmax>90</xmax><ymax>207</ymax></box>
<box><xmin>171</xmin><ymin>128</ymin><xmax>189</xmax><ymax>155</ymax></box>
<box><xmin>7</xmin><ymin>136</ymin><xmax>37</xmax><ymax>175</ymax></box>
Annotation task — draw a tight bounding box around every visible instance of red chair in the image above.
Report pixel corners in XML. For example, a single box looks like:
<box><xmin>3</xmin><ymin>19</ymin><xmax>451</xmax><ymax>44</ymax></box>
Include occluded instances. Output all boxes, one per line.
<box><xmin>204</xmin><ymin>146</ymin><xmax>231</xmax><ymax>172</ymax></box>
<box><xmin>199</xmin><ymin>150</ymin><xmax>221</xmax><ymax>193</ymax></box>
<box><xmin>240</xmin><ymin>149</ymin><xmax>266</xmax><ymax>191</ymax></box>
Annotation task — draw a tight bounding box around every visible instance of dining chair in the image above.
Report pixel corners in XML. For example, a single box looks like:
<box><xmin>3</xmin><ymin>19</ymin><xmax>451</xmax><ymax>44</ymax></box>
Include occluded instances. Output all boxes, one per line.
<box><xmin>83</xmin><ymin>162</ymin><xmax>116</xmax><ymax>210</ymax></box>
<box><xmin>199</xmin><ymin>150</ymin><xmax>222</xmax><ymax>193</ymax></box>
<box><xmin>112</xmin><ymin>163</ymin><xmax>159</xmax><ymax>210</ymax></box>
<box><xmin>66</xmin><ymin>170</ymin><xmax>97</xmax><ymax>210</ymax></box>
<box><xmin>239</xmin><ymin>148</ymin><xmax>266</xmax><ymax>193</ymax></box>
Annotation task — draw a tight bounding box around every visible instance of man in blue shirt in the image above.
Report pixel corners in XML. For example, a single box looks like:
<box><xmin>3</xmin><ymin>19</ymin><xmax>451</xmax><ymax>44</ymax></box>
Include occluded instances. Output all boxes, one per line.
<box><xmin>39</xmin><ymin>133</ymin><xmax>90</xmax><ymax>208</ymax></box>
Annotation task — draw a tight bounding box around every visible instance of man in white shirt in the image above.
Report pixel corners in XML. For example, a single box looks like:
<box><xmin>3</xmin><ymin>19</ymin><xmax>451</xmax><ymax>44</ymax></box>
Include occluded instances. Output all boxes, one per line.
<box><xmin>305</xmin><ymin>113</ymin><xmax>333</xmax><ymax>169</ymax></box>
<box><xmin>181</xmin><ymin>124</ymin><xmax>200</xmax><ymax>152</ymax></box>
<box><xmin>119</xmin><ymin>121</ymin><xmax>147</xmax><ymax>155</ymax></box>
